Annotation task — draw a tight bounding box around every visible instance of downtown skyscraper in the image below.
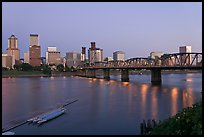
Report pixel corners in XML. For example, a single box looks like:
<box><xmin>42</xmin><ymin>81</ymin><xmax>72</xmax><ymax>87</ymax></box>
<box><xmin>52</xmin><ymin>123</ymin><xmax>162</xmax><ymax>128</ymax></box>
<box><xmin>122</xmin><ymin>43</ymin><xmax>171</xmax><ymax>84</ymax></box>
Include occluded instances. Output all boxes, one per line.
<box><xmin>29</xmin><ymin>34</ymin><xmax>41</xmax><ymax>66</ymax></box>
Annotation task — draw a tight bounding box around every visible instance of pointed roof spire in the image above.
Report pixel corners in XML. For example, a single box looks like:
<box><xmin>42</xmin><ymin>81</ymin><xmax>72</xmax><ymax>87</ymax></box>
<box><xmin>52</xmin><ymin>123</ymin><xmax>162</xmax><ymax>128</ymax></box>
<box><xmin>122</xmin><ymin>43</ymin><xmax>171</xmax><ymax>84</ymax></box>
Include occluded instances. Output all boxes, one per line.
<box><xmin>10</xmin><ymin>33</ymin><xmax>16</xmax><ymax>38</ymax></box>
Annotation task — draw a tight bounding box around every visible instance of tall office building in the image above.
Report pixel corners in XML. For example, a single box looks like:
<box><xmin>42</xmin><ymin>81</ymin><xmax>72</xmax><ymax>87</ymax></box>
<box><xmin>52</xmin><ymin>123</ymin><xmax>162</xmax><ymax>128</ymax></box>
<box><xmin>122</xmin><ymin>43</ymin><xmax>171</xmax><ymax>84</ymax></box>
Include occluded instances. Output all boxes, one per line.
<box><xmin>29</xmin><ymin>34</ymin><xmax>41</xmax><ymax>66</ymax></box>
<box><xmin>88</xmin><ymin>42</ymin><xmax>103</xmax><ymax>63</ymax></box>
<box><xmin>113</xmin><ymin>51</ymin><xmax>125</xmax><ymax>61</ymax></box>
<box><xmin>66</xmin><ymin>52</ymin><xmax>82</xmax><ymax>67</ymax></box>
<box><xmin>6</xmin><ymin>34</ymin><xmax>20</xmax><ymax>65</ymax></box>
<box><xmin>46</xmin><ymin>47</ymin><xmax>61</xmax><ymax>65</ymax></box>
<box><xmin>179</xmin><ymin>45</ymin><xmax>192</xmax><ymax>65</ymax></box>
<box><xmin>81</xmin><ymin>47</ymin><xmax>86</xmax><ymax>61</ymax></box>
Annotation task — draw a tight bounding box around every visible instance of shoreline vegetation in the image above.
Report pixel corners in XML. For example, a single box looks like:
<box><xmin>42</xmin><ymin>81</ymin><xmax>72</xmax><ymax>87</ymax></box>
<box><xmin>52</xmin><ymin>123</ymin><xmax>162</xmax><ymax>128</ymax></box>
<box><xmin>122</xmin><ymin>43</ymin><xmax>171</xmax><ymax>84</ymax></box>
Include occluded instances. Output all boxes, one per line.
<box><xmin>143</xmin><ymin>101</ymin><xmax>202</xmax><ymax>135</ymax></box>
<box><xmin>2</xmin><ymin>69</ymin><xmax>202</xmax><ymax>78</ymax></box>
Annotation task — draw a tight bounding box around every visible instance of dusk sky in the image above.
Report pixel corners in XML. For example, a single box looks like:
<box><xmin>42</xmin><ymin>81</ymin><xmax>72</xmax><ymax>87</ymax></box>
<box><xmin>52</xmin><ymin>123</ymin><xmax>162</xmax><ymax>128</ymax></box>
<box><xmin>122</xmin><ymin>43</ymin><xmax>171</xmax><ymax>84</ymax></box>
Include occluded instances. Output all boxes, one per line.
<box><xmin>2</xmin><ymin>2</ymin><xmax>202</xmax><ymax>59</ymax></box>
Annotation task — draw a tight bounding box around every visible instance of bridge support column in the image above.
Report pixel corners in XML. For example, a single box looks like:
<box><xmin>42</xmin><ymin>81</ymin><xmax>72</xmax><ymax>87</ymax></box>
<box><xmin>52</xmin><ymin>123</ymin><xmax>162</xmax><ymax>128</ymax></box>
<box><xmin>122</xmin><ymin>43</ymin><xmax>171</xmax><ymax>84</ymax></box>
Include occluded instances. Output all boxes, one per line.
<box><xmin>121</xmin><ymin>69</ymin><xmax>129</xmax><ymax>82</ymax></box>
<box><xmin>80</xmin><ymin>70</ymin><xmax>86</xmax><ymax>77</ymax></box>
<box><xmin>151</xmin><ymin>69</ymin><xmax>162</xmax><ymax>85</ymax></box>
<box><xmin>103</xmin><ymin>69</ymin><xmax>110</xmax><ymax>80</ymax></box>
<box><xmin>86</xmin><ymin>69</ymin><xmax>96</xmax><ymax>78</ymax></box>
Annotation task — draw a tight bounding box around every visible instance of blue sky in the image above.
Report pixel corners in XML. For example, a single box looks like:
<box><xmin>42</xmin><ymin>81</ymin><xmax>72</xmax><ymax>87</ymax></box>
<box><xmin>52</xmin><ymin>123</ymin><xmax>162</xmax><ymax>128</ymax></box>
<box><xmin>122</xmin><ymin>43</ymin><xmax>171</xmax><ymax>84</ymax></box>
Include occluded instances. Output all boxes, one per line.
<box><xmin>2</xmin><ymin>2</ymin><xmax>202</xmax><ymax>59</ymax></box>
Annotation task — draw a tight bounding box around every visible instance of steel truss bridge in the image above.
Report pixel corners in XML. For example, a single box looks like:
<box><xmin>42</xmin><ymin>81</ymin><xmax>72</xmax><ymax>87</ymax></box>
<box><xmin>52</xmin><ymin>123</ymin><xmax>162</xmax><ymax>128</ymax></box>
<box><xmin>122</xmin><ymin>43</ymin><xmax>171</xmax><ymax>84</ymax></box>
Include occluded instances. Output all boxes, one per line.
<box><xmin>80</xmin><ymin>53</ymin><xmax>202</xmax><ymax>69</ymax></box>
<box><xmin>76</xmin><ymin>53</ymin><xmax>202</xmax><ymax>85</ymax></box>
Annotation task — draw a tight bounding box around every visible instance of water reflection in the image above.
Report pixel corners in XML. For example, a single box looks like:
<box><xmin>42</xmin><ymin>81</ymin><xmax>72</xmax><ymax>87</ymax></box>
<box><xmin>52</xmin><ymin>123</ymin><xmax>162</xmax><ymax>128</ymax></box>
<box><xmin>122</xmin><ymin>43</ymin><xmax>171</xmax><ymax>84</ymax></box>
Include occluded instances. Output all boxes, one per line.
<box><xmin>140</xmin><ymin>84</ymin><xmax>149</xmax><ymax>116</ymax></box>
<box><xmin>151</xmin><ymin>86</ymin><xmax>158</xmax><ymax>119</ymax></box>
<box><xmin>122</xmin><ymin>82</ymin><xmax>129</xmax><ymax>86</ymax></box>
<box><xmin>182</xmin><ymin>88</ymin><xmax>194</xmax><ymax>108</ymax></box>
<box><xmin>170</xmin><ymin>87</ymin><xmax>179</xmax><ymax>116</ymax></box>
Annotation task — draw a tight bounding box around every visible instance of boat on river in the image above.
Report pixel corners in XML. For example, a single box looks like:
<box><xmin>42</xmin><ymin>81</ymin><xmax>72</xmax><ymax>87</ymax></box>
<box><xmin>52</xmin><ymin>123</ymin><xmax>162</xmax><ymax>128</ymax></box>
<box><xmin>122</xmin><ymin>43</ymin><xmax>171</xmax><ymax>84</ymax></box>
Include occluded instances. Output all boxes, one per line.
<box><xmin>2</xmin><ymin>131</ymin><xmax>15</xmax><ymax>135</ymax></box>
<box><xmin>37</xmin><ymin>108</ymin><xmax>66</xmax><ymax>124</ymax></box>
<box><xmin>27</xmin><ymin>108</ymin><xmax>66</xmax><ymax>124</ymax></box>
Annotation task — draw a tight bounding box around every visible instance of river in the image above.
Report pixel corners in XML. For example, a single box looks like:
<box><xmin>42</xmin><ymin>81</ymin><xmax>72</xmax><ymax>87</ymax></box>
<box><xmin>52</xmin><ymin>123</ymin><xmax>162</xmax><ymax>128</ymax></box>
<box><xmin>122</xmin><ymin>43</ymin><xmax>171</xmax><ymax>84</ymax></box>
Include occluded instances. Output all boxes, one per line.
<box><xmin>2</xmin><ymin>73</ymin><xmax>202</xmax><ymax>135</ymax></box>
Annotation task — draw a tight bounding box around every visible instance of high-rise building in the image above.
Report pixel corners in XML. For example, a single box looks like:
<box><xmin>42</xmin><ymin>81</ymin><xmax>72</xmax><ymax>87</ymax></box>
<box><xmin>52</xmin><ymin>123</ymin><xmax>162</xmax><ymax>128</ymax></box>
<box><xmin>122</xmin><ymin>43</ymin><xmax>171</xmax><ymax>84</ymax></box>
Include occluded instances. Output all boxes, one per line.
<box><xmin>88</xmin><ymin>42</ymin><xmax>103</xmax><ymax>64</ymax></box>
<box><xmin>81</xmin><ymin>47</ymin><xmax>86</xmax><ymax>61</ymax></box>
<box><xmin>6</xmin><ymin>34</ymin><xmax>20</xmax><ymax>65</ymax></box>
<box><xmin>66</xmin><ymin>52</ymin><xmax>82</xmax><ymax>68</ymax></box>
<box><xmin>179</xmin><ymin>45</ymin><xmax>192</xmax><ymax>65</ymax></box>
<box><xmin>113</xmin><ymin>51</ymin><xmax>125</xmax><ymax>61</ymax></box>
<box><xmin>30</xmin><ymin>34</ymin><xmax>39</xmax><ymax>46</ymax></box>
<box><xmin>46</xmin><ymin>47</ymin><xmax>61</xmax><ymax>65</ymax></box>
<box><xmin>29</xmin><ymin>34</ymin><xmax>41</xmax><ymax>66</ymax></box>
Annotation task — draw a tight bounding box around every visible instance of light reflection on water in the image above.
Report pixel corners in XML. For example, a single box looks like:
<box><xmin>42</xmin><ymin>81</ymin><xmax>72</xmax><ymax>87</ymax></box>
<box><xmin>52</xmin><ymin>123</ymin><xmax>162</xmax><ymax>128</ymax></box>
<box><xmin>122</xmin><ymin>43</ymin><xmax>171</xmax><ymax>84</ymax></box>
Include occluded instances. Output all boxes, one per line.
<box><xmin>2</xmin><ymin>73</ymin><xmax>202</xmax><ymax>135</ymax></box>
<box><xmin>170</xmin><ymin>87</ymin><xmax>179</xmax><ymax>116</ymax></box>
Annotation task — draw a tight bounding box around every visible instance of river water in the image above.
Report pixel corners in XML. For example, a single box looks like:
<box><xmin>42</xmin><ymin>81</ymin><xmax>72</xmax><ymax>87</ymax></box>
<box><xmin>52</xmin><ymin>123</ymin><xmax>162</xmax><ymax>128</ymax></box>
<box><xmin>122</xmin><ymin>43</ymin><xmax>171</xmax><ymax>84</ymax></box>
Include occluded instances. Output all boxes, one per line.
<box><xmin>2</xmin><ymin>73</ymin><xmax>202</xmax><ymax>135</ymax></box>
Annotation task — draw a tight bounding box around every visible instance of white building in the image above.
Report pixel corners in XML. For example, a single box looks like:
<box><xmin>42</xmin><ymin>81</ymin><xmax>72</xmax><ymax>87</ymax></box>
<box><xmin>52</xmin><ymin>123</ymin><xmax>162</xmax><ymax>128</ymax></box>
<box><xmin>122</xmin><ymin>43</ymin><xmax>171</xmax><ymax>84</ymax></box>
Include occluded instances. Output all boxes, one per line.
<box><xmin>24</xmin><ymin>52</ymin><xmax>29</xmax><ymax>63</ymax></box>
<box><xmin>47</xmin><ymin>47</ymin><xmax>57</xmax><ymax>52</ymax></box>
<box><xmin>179</xmin><ymin>45</ymin><xmax>192</xmax><ymax>65</ymax></box>
<box><xmin>113</xmin><ymin>51</ymin><xmax>125</xmax><ymax>61</ymax></box>
<box><xmin>179</xmin><ymin>45</ymin><xmax>192</xmax><ymax>53</ymax></box>
<box><xmin>104</xmin><ymin>57</ymin><xmax>113</xmax><ymax>62</ymax></box>
<box><xmin>150</xmin><ymin>52</ymin><xmax>164</xmax><ymax>59</ymax></box>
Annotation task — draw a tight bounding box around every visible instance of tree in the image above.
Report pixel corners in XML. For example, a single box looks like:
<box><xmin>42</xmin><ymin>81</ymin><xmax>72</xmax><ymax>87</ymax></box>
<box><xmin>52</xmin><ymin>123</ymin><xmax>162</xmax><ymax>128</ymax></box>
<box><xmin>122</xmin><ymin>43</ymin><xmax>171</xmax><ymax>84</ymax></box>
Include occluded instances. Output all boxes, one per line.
<box><xmin>2</xmin><ymin>67</ymin><xmax>8</xmax><ymax>71</ymax></box>
<box><xmin>20</xmin><ymin>63</ymin><xmax>33</xmax><ymax>71</ymax></box>
<box><xmin>65</xmin><ymin>64</ymin><xmax>71</xmax><ymax>72</ymax></box>
<box><xmin>33</xmin><ymin>66</ymin><xmax>43</xmax><ymax>71</ymax></box>
<box><xmin>56</xmin><ymin>64</ymin><xmax>64</xmax><ymax>72</ymax></box>
<box><xmin>13</xmin><ymin>64</ymin><xmax>21</xmax><ymax>71</ymax></box>
<box><xmin>42</xmin><ymin>65</ymin><xmax>51</xmax><ymax>75</ymax></box>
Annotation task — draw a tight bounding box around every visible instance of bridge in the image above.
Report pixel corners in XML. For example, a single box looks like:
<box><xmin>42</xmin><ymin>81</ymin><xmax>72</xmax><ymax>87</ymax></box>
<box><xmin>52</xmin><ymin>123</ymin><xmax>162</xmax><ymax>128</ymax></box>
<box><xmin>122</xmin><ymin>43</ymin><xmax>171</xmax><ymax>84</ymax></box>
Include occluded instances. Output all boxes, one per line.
<box><xmin>76</xmin><ymin>53</ymin><xmax>202</xmax><ymax>85</ymax></box>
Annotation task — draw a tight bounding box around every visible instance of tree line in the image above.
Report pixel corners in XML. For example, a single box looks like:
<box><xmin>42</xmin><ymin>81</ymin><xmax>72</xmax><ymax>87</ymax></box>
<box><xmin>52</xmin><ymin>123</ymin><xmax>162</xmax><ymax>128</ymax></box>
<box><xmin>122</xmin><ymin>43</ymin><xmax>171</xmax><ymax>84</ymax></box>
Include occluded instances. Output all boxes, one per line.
<box><xmin>2</xmin><ymin>63</ymin><xmax>77</xmax><ymax>75</ymax></box>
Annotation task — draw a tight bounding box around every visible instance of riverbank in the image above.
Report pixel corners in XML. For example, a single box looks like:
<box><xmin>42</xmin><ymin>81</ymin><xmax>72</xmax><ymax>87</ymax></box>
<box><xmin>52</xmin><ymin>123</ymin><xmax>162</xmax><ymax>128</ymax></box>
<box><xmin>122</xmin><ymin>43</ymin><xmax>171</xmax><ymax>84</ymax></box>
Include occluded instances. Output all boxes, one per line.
<box><xmin>145</xmin><ymin>101</ymin><xmax>202</xmax><ymax>135</ymax></box>
<box><xmin>2</xmin><ymin>70</ymin><xmax>51</xmax><ymax>78</ymax></box>
<box><xmin>2</xmin><ymin>70</ymin><xmax>76</xmax><ymax>78</ymax></box>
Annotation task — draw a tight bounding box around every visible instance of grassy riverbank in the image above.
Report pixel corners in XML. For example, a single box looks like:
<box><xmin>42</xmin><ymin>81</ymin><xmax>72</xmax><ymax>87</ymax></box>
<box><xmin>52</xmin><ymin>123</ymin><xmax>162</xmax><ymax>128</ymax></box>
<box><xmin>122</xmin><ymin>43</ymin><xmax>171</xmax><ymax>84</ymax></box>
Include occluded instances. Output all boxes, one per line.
<box><xmin>2</xmin><ymin>70</ymin><xmax>50</xmax><ymax>77</ymax></box>
<box><xmin>146</xmin><ymin>101</ymin><xmax>202</xmax><ymax>135</ymax></box>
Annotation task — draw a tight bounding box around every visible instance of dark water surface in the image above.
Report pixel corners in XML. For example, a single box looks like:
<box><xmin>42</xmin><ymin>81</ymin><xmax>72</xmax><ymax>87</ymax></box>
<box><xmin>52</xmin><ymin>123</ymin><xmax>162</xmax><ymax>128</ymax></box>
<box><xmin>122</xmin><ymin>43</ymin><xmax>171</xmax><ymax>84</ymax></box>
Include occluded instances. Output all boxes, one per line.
<box><xmin>2</xmin><ymin>73</ymin><xmax>202</xmax><ymax>135</ymax></box>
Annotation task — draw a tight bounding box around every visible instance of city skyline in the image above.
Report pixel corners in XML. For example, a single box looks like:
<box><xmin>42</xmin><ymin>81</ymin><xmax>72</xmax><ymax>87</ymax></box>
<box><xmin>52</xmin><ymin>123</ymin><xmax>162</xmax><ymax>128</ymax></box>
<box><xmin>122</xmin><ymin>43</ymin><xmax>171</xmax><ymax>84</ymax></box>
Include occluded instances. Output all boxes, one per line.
<box><xmin>2</xmin><ymin>2</ymin><xmax>202</xmax><ymax>59</ymax></box>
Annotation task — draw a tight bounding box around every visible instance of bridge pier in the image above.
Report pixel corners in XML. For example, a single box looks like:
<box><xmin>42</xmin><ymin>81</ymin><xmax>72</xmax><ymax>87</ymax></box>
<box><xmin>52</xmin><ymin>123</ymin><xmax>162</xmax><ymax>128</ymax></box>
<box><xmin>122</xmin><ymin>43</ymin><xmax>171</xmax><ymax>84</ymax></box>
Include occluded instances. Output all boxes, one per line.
<box><xmin>81</xmin><ymin>70</ymin><xmax>86</xmax><ymax>77</ymax></box>
<box><xmin>76</xmin><ymin>69</ymin><xmax>86</xmax><ymax>77</ymax></box>
<box><xmin>103</xmin><ymin>69</ymin><xmax>110</xmax><ymax>80</ymax></box>
<box><xmin>121</xmin><ymin>69</ymin><xmax>129</xmax><ymax>82</ymax></box>
<box><xmin>151</xmin><ymin>69</ymin><xmax>162</xmax><ymax>85</ymax></box>
<box><xmin>86</xmin><ymin>69</ymin><xmax>96</xmax><ymax>78</ymax></box>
